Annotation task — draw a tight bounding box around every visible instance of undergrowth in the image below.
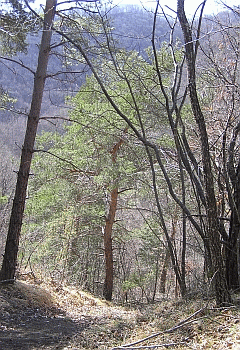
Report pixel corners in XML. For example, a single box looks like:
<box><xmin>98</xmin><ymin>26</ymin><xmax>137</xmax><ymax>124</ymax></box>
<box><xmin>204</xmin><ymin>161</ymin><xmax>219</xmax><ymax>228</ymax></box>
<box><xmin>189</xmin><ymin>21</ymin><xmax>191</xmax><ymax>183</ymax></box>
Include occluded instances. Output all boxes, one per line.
<box><xmin>0</xmin><ymin>277</ymin><xmax>240</xmax><ymax>349</ymax></box>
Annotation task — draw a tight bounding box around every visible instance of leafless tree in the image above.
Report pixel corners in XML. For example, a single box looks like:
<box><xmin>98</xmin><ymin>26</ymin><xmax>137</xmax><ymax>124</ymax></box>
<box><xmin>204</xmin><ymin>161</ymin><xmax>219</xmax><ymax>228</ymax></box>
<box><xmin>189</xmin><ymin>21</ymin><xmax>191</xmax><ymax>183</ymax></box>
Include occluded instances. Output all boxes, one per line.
<box><xmin>1</xmin><ymin>0</ymin><xmax>235</xmax><ymax>305</ymax></box>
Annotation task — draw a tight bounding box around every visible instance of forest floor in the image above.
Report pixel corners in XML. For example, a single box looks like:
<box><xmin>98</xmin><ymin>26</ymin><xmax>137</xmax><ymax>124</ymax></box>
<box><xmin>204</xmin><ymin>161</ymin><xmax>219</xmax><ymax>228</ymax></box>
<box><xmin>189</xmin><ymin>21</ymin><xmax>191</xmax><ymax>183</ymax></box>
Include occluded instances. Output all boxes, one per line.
<box><xmin>0</xmin><ymin>278</ymin><xmax>240</xmax><ymax>350</ymax></box>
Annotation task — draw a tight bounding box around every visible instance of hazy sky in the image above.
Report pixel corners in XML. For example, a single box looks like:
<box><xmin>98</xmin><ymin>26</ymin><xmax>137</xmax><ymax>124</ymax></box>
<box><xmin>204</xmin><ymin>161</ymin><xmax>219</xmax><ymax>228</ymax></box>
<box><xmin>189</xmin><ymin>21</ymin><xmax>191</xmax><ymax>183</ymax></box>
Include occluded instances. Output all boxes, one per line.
<box><xmin>115</xmin><ymin>0</ymin><xmax>239</xmax><ymax>16</ymax></box>
<box><xmin>31</xmin><ymin>0</ymin><xmax>240</xmax><ymax>17</ymax></box>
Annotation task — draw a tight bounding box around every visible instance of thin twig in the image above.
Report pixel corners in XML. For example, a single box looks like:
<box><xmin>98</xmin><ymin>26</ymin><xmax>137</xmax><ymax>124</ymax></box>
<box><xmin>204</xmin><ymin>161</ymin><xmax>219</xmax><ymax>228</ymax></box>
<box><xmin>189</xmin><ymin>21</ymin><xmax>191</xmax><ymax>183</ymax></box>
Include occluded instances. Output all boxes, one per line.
<box><xmin>112</xmin><ymin>338</ymin><xmax>189</xmax><ymax>349</ymax></box>
<box><xmin>0</xmin><ymin>279</ymin><xmax>15</xmax><ymax>284</ymax></box>
<box><xmin>33</xmin><ymin>149</ymin><xmax>97</xmax><ymax>177</ymax></box>
<box><xmin>111</xmin><ymin>306</ymin><xmax>206</xmax><ymax>349</ymax></box>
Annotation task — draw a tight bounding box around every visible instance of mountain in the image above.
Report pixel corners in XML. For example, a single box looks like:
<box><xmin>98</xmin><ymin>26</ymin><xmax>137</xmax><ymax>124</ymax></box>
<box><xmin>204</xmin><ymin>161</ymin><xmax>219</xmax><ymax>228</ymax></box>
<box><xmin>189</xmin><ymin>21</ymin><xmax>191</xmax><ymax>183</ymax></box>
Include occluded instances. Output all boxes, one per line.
<box><xmin>0</xmin><ymin>5</ymin><xmax>182</xmax><ymax>122</ymax></box>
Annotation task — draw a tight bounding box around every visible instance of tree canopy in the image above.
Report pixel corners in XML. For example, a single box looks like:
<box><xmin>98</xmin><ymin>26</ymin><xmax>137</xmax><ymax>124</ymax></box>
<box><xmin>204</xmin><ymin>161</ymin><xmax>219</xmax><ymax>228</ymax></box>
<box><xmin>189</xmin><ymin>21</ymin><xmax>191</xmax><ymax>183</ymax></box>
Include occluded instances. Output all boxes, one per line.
<box><xmin>0</xmin><ymin>0</ymin><xmax>240</xmax><ymax>306</ymax></box>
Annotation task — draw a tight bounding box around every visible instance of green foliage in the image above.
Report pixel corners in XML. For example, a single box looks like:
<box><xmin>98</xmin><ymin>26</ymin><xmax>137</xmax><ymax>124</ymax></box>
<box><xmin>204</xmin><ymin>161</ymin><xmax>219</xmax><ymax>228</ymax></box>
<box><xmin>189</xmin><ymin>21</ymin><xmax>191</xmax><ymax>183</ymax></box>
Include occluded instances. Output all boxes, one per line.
<box><xmin>0</xmin><ymin>86</ymin><xmax>16</xmax><ymax>109</ymax></box>
<box><xmin>0</xmin><ymin>195</ymin><xmax>7</xmax><ymax>206</ymax></box>
<box><xmin>21</xmin><ymin>42</ymin><xmax>185</xmax><ymax>297</ymax></box>
<box><xmin>0</xmin><ymin>0</ymin><xmax>37</xmax><ymax>55</ymax></box>
<box><xmin>122</xmin><ymin>273</ymin><xmax>143</xmax><ymax>292</ymax></box>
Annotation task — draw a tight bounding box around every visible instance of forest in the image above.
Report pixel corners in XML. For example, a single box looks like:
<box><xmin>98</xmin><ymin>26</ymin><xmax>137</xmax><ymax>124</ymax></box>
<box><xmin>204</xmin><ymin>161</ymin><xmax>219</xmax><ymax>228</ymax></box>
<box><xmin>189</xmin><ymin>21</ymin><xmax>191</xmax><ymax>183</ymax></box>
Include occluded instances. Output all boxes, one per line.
<box><xmin>0</xmin><ymin>1</ymin><xmax>240</xmax><ymax>348</ymax></box>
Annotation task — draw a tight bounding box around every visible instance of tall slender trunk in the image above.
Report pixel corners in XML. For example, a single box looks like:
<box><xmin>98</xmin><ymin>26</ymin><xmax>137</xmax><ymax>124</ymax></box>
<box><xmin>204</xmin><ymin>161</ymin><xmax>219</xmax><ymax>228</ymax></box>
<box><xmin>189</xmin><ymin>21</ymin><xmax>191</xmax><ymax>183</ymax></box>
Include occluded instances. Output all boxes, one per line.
<box><xmin>0</xmin><ymin>0</ymin><xmax>57</xmax><ymax>282</ymax></box>
<box><xmin>159</xmin><ymin>217</ymin><xmax>176</xmax><ymax>294</ymax></box>
<box><xmin>152</xmin><ymin>248</ymin><xmax>160</xmax><ymax>302</ymax></box>
<box><xmin>226</xmin><ymin>159</ymin><xmax>240</xmax><ymax>289</ymax></box>
<box><xmin>177</xmin><ymin>0</ymin><xmax>231</xmax><ymax>305</ymax></box>
<box><xmin>159</xmin><ymin>248</ymin><xmax>170</xmax><ymax>294</ymax></box>
<box><xmin>103</xmin><ymin>132</ymin><xmax>126</xmax><ymax>301</ymax></box>
<box><xmin>103</xmin><ymin>186</ymin><xmax>118</xmax><ymax>301</ymax></box>
<box><xmin>180</xmin><ymin>160</ymin><xmax>187</xmax><ymax>295</ymax></box>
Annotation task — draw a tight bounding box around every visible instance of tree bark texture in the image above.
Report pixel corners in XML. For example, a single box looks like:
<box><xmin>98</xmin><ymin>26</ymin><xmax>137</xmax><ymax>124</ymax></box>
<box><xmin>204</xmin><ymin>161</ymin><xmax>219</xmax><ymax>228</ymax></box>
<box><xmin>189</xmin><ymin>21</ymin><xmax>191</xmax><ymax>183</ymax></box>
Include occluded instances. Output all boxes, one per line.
<box><xmin>226</xmin><ymin>159</ymin><xmax>240</xmax><ymax>289</ymax></box>
<box><xmin>0</xmin><ymin>0</ymin><xmax>57</xmax><ymax>282</ymax></box>
<box><xmin>177</xmin><ymin>0</ymin><xmax>231</xmax><ymax>305</ymax></box>
<box><xmin>103</xmin><ymin>186</ymin><xmax>118</xmax><ymax>301</ymax></box>
<box><xmin>103</xmin><ymin>134</ymin><xmax>125</xmax><ymax>301</ymax></box>
<box><xmin>159</xmin><ymin>219</ymin><xmax>176</xmax><ymax>294</ymax></box>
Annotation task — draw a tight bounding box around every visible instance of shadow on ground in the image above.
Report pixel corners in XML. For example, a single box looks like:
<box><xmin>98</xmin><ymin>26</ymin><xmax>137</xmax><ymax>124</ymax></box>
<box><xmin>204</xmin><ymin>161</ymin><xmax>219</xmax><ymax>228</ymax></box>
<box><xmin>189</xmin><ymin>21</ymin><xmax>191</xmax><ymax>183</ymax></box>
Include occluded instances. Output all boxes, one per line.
<box><xmin>0</xmin><ymin>308</ymin><xmax>87</xmax><ymax>350</ymax></box>
<box><xmin>0</xmin><ymin>282</ymin><xmax>88</xmax><ymax>350</ymax></box>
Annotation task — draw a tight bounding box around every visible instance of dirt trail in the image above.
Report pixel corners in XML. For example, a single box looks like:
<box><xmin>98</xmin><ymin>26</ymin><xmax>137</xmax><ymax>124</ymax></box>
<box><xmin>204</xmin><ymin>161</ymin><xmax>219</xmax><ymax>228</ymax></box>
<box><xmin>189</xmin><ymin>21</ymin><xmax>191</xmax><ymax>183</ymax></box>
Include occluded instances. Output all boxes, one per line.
<box><xmin>0</xmin><ymin>282</ymin><xmax>84</xmax><ymax>349</ymax></box>
<box><xmin>0</xmin><ymin>280</ymin><xmax>136</xmax><ymax>350</ymax></box>
<box><xmin>0</xmin><ymin>309</ymin><xmax>85</xmax><ymax>349</ymax></box>
<box><xmin>1</xmin><ymin>280</ymin><xmax>240</xmax><ymax>350</ymax></box>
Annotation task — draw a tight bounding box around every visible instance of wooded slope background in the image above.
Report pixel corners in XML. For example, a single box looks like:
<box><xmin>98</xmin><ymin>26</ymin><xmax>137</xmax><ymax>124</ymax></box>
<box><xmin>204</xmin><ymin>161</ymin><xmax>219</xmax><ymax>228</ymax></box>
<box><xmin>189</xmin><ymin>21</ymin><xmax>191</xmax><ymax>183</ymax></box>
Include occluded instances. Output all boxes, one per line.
<box><xmin>0</xmin><ymin>1</ymin><xmax>240</xmax><ymax>305</ymax></box>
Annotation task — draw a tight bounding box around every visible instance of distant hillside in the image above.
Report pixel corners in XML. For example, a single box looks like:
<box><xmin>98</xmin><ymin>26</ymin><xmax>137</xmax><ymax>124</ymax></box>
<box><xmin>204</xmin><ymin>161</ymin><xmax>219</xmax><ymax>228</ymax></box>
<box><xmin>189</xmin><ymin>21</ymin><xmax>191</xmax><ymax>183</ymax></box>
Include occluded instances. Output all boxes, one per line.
<box><xmin>110</xmin><ymin>5</ymin><xmax>182</xmax><ymax>53</ymax></box>
<box><xmin>0</xmin><ymin>5</ymin><xmax>233</xmax><ymax>139</ymax></box>
<box><xmin>0</xmin><ymin>5</ymin><xmax>182</xmax><ymax>123</ymax></box>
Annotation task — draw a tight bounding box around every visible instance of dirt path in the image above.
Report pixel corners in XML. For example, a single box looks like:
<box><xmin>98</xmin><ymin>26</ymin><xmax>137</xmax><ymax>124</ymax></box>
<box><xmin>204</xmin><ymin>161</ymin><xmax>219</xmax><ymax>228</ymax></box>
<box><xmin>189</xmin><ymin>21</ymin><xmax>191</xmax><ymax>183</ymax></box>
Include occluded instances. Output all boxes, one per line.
<box><xmin>0</xmin><ymin>282</ymin><xmax>86</xmax><ymax>349</ymax></box>
<box><xmin>1</xmin><ymin>280</ymin><xmax>240</xmax><ymax>350</ymax></box>
<box><xmin>0</xmin><ymin>308</ymin><xmax>86</xmax><ymax>349</ymax></box>
<box><xmin>0</xmin><ymin>280</ymin><xmax>136</xmax><ymax>350</ymax></box>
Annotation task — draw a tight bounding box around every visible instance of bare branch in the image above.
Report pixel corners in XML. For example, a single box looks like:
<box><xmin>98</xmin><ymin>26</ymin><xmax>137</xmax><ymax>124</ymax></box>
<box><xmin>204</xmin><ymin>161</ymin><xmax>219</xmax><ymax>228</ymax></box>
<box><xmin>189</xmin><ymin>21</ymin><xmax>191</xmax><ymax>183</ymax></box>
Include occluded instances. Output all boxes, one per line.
<box><xmin>112</xmin><ymin>306</ymin><xmax>207</xmax><ymax>349</ymax></box>
<box><xmin>33</xmin><ymin>149</ymin><xmax>97</xmax><ymax>177</ymax></box>
<box><xmin>0</xmin><ymin>56</ymin><xmax>35</xmax><ymax>74</ymax></box>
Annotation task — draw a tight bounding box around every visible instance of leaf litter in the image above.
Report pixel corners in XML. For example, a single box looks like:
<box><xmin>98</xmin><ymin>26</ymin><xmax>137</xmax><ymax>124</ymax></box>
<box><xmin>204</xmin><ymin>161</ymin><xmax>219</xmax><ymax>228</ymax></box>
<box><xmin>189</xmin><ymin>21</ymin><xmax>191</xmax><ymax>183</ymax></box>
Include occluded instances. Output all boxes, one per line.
<box><xmin>0</xmin><ymin>278</ymin><xmax>239</xmax><ymax>349</ymax></box>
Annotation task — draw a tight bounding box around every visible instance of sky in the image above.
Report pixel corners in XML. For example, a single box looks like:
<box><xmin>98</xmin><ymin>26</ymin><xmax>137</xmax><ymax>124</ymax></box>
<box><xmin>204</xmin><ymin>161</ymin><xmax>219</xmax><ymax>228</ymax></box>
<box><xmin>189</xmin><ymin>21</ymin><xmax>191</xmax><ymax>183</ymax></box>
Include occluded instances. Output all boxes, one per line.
<box><xmin>31</xmin><ymin>0</ymin><xmax>240</xmax><ymax>15</ymax></box>
<box><xmin>115</xmin><ymin>0</ymin><xmax>240</xmax><ymax>16</ymax></box>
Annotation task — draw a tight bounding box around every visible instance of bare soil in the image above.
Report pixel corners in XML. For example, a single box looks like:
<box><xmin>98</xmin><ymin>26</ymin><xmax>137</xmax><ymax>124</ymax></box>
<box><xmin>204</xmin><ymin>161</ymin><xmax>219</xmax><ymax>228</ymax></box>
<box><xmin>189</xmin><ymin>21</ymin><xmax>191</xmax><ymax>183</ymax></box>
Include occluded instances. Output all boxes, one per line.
<box><xmin>0</xmin><ymin>280</ymin><xmax>136</xmax><ymax>349</ymax></box>
<box><xmin>0</xmin><ymin>282</ymin><xmax>84</xmax><ymax>349</ymax></box>
<box><xmin>0</xmin><ymin>279</ymin><xmax>240</xmax><ymax>350</ymax></box>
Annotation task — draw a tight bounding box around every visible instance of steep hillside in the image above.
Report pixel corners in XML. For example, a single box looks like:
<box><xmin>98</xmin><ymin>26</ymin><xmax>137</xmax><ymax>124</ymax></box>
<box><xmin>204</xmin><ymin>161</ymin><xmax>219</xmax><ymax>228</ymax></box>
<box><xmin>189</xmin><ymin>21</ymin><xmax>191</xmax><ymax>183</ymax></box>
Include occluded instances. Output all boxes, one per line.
<box><xmin>0</xmin><ymin>5</ymin><xmax>181</xmax><ymax>122</ymax></box>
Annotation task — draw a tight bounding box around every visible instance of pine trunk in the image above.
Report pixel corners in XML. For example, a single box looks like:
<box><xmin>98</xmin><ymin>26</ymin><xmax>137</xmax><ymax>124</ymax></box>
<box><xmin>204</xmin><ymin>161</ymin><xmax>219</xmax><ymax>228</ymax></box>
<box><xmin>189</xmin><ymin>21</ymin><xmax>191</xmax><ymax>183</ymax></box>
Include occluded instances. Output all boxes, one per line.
<box><xmin>103</xmin><ymin>187</ymin><xmax>118</xmax><ymax>301</ymax></box>
<box><xmin>103</xmin><ymin>133</ymin><xmax>126</xmax><ymax>301</ymax></box>
<box><xmin>0</xmin><ymin>0</ymin><xmax>57</xmax><ymax>282</ymax></box>
<box><xmin>159</xmin><ymin>219</ymin><xmax>176</xmax><ymax>294</ymax></box>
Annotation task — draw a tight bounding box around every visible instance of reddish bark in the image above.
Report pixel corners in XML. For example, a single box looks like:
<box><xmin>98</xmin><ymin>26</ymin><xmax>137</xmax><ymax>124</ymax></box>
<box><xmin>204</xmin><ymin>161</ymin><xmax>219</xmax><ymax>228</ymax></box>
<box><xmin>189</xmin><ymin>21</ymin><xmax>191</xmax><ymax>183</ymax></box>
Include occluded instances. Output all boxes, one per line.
<box><xmin>103</xmin><ymin>131</ymin><xmax>126</xmax><ymax>301</ymax></box>
<box><xmin>103</xmin><ymin>186</ymin><xmax>118</xmax><ymax>301</ymax></box>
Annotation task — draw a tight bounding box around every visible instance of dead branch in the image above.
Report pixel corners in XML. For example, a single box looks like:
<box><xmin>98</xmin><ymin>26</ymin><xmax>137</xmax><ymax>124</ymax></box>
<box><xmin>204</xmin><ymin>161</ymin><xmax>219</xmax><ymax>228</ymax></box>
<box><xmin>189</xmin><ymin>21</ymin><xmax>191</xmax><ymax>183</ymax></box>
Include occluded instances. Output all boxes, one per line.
<box><xmin>112</xmin><ymin>338</ymin><xmax>189</xmax><ymax>349</ymax></box>
<box><xmin>111</xmin><ymin>306</ymin><xmax>206</xmax><ymax>349</ymax></box>
<box><xmin>33</xmin><ymin>149</ymin><xmax>97</xmax><ymax>177</ymax></box>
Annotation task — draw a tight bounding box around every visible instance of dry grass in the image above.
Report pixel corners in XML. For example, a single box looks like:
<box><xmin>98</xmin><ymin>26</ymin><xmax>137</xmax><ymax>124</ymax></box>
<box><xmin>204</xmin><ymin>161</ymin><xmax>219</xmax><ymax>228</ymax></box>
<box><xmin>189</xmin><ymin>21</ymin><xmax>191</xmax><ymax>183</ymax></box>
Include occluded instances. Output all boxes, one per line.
<box><xmin>0</xmin><ymin>279</ymin><xmax>56</xmax><ymax>309</ymax></box>
<box><xmin>0</xmin><ymin>278</ymin><xmax>240</xmax><ymax>349</ymax></box>
<box><xmin>118</xmin><ymin>299</ymin><xmax>240</xmax><ymax>350</ymax></box>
